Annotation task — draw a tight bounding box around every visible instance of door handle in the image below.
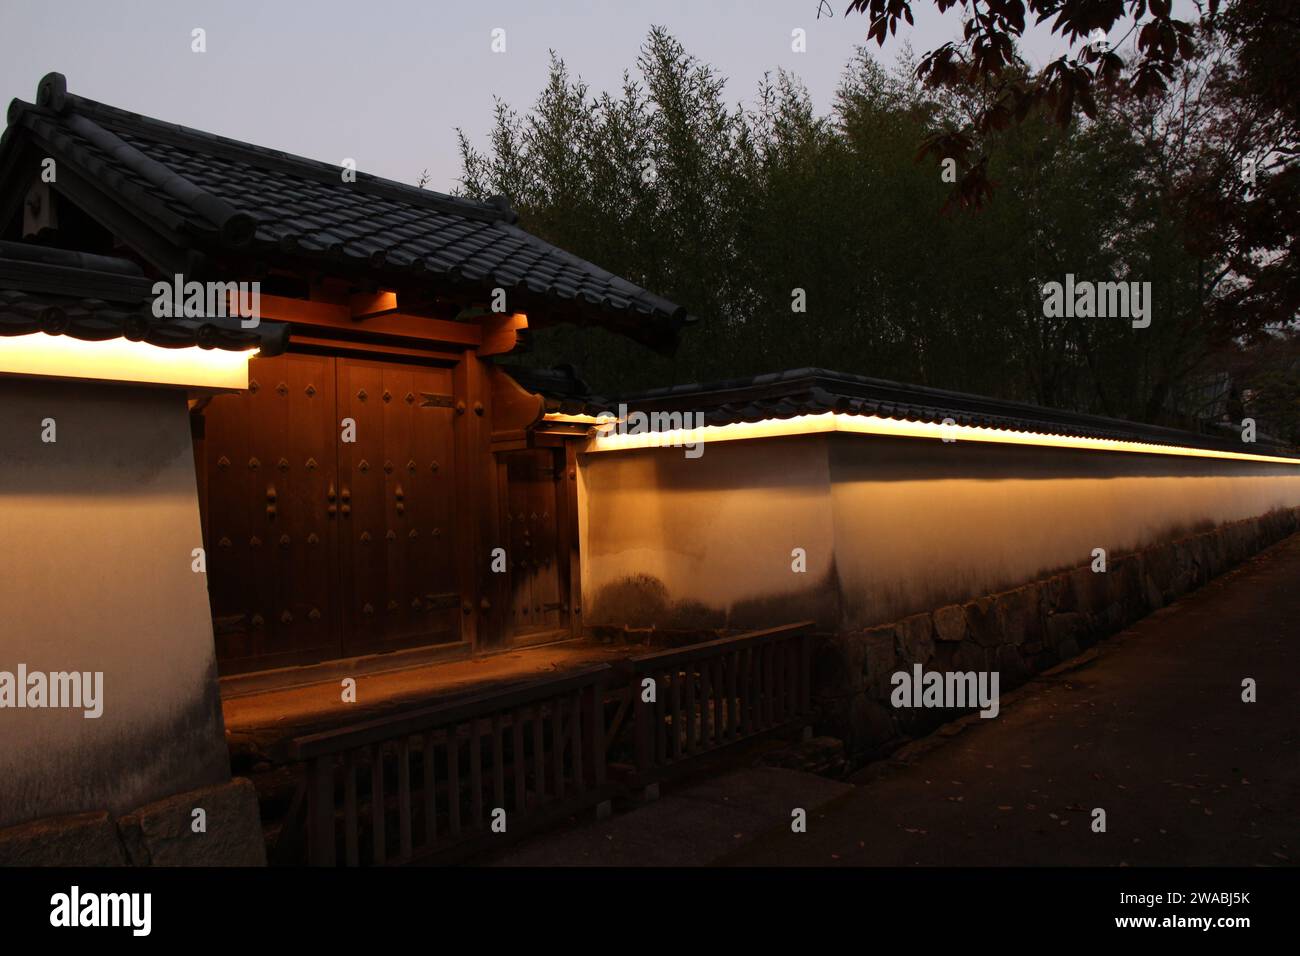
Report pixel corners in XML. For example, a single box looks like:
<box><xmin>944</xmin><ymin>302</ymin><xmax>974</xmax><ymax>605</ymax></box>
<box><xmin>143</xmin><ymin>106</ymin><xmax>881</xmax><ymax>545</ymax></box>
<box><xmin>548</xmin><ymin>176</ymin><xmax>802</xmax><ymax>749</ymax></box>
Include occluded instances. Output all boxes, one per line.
<box><xmin>327</xmin><ymin>481</ymin><xmax>337</xmax><ymax>516</ymax></box>
<box><xmin>340</xmin><ymin>484</ymin><xmax>351</xmax><ymax>516</ymax></box>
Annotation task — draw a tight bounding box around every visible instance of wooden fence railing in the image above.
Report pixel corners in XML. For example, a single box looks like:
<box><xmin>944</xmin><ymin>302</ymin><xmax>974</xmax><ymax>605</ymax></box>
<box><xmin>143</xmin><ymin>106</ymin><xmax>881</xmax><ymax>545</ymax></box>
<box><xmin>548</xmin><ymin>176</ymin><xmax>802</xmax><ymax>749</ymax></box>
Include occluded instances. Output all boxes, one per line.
<box><xmin>289</xmin><ymin>664</ymin><xmax>612</xmax><ymax>866</ymax></box>
<box><xmin>623</xmin><ymin>621</ymin><xmax>815</xmax><ymax>786</ymax></box>
<box><xmin>286</xmin><ymin>621</ymin><xmax>817</xmax><ymax>865</ymax></box>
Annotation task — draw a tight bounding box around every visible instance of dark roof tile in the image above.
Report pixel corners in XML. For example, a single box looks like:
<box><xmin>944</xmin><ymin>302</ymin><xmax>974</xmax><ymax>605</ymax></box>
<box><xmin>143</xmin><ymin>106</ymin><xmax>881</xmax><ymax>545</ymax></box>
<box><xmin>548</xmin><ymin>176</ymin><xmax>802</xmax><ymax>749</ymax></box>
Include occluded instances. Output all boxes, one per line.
<box><xmin>507</xmin><ymin>364</ymin><xmax>1295</xmax><ymax>457</ymax></box>
<box><xmin>0</xmin><ymin>242</ymin><xmax>287</xmax><ymax>355</ymax></box>
<box><xmin>4</xmin><ymin>74</ymin><xmax>687</xmax><ymax>348</ymax></box>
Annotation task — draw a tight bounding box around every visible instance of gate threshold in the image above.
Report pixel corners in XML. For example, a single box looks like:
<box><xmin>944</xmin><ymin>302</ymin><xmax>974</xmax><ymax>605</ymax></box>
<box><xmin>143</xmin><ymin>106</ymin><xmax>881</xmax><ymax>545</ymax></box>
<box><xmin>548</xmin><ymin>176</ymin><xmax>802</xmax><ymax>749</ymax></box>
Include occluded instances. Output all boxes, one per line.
<box><xmin>220</xmin><ymin>640</ymin><xmax>473</xmax><ymax>700</ymax></box>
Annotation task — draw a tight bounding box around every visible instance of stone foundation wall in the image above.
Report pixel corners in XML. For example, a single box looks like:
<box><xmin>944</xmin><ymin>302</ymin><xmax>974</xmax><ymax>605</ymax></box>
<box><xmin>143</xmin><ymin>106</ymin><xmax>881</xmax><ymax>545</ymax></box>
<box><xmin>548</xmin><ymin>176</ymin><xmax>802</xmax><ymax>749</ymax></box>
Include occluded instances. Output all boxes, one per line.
<box><xmin>0</xmin><ymin>778</ymin><xmax>266</xmax><ymax>866</ymax></box>
<box><xmin>815</xmin><ymin>508</ymin><xmax>1300</xmax><ymax>760</ymax></box>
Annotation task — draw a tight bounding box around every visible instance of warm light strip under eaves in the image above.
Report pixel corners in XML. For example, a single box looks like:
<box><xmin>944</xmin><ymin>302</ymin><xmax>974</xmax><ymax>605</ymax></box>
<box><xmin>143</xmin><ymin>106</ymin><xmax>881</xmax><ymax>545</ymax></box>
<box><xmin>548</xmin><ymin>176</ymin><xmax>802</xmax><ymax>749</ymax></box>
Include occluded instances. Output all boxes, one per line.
<box><xmin>586</xmin><ymin>411</ymin><xmax>1300</xmax><ymax>465</ymax></box>
<box><xmin>0</xmin><ymin>333</ymin><xmax>255</xmax><ymax>389</ymax></box>
<box><xmin>542</xmin><ymin>412</ymin><xmax>609</xmax><ymax>424</ymax></box>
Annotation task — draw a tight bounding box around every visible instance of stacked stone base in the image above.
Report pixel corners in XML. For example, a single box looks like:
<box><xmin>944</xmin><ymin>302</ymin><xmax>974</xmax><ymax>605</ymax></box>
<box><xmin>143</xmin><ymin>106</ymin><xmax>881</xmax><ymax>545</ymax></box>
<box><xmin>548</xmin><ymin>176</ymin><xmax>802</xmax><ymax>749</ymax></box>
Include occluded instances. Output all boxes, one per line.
<box><xmin>0</xmin><ymin>778</ymin><xmax>266</xmax><ymax>866</ymax></box>
<box><xmin>816</xmin><ymin>508</ymin><xmax>1300</xmax><ymax>761</ymax></box>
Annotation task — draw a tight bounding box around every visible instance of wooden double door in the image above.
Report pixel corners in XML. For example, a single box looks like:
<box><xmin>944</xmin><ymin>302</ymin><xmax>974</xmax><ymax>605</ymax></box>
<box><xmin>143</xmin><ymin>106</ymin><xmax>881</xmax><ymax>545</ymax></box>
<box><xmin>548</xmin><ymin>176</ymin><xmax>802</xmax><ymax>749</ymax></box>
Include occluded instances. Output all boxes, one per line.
<box><xmin>197</xmin><ymin>353</ymin><xmax>460</xmax><ymax>674</ymax></box>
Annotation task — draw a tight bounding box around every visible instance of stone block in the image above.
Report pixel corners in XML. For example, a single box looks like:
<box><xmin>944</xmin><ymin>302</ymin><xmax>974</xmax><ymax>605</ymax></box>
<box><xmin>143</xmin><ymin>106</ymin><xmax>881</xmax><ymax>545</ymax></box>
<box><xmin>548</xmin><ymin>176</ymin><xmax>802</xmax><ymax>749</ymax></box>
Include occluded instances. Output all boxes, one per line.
<box><xmin>758</xmin><ymin>736</ymin><xmax>847</xmax><ymax>777</ymax></box>
<box><xmin>850</xmin><ymin>695</ymin><xmax>897</xmax><ymax>748</ymax></box>
<box><xmin>1143</xmin><ymin>573</ymin><xmax>1164</xmax><ymax>611</ymax></box>
<box><xmin>1204</xmin><ymin>534</ymin><xmax>1226</xmax><ymax>578</ymax></box>
<box><xmin>965</xmin><ymin>595</ymin><xmax>1003</xmax><ymax>648</ymax></box>
<box><xmin>1027</xmin><ymin>647</ymin><xmax>1060</xmax><ymax>672</ymax></box>
<box><xmin>894</xmin><ymin>612</ymin><xmax>935</xmax><ymax>666</ymax></box>
<box><xmin>1144</xmin><ymin>543</ymin><xmax>1177</xmax><ymax>592</ymax></box>
<box><xmin>815</xmin><ymin>693</ymin><xmax>854</xmax><ymax>742</ymax></box>
<box><xmin>861</xmin><ymin>625</ymin><xmax>898</xmax><ymax>689</ymax></box>
<box><xmin>812</xmin><ymin>641</ymin><xmax>856</xmax><ymax>696</ymax></box>
<box><xmin>994</xmin><ymin>644</ymin><xmax>1029</xmax><ymax>687</ymax></box>
<box><xmin>932</xmin><ymin>604</ymin><xmax>968</xmax><ymax>642</ymax></box>
<box><xmin>996</xmin><ymin>584</ymin><xmax>1042</xmax><ymax>647</ymax></box>
<box><xmin>0</xmin><ymin>811</ymin><xmax>125</xmax><ymax>866</ymax></box>
<box><xmin>1039</xmin><ymin>573</ymin><xmax>1071</xmax><ymax>613</ymax></box>
<box><xmin>952</xmin><ymin>640</ymin><xmax>990</xmax><ymax>672</ymax></box>
<box><xmin>117</xmin><ymin>778</ymin><xmax>266</xmax><ymax>867</ymax></box>
<box><xmin>1069</xmin><ymin>564</ymin><xmax>1109</xmax><ymax>616</ymax></box>
<box><xmin>1045</xmin><ymin>611</ymin><xmax>1086</xmax><ymax>649</ymax></box>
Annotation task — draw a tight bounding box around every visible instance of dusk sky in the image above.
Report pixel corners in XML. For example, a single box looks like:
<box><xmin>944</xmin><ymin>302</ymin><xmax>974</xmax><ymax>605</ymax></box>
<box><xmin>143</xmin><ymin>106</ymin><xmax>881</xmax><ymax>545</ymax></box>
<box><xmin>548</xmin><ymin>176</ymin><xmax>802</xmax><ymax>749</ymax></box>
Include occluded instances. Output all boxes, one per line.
<box><xmin>0</xmin><ymin>1</ymin><xmax>1187</xmax><ymax>194</ymax></box>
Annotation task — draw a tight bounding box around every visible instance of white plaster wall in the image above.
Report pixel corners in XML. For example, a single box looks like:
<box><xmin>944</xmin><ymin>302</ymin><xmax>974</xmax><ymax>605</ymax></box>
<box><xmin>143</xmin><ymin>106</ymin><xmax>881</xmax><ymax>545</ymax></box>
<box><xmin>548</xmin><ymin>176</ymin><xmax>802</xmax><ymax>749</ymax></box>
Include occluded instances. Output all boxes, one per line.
<box><xmin>578</xmin><ymin>430</ymin><xmax>1300</xmax><ymax>633</ymax></box>
<box><xmin>828</xmin><ymin>435</ymin><xmax>1300</xmax><ymax>627</ymax></box>
<box><xmin>579</xmin><ymin>435</ymin><xmax>836</xmax><ymax>624</ymax></box>
<box><xmin>0</xmin><ymin>378</ymin><xmax>229</xmax><ymax>829</ymax></box>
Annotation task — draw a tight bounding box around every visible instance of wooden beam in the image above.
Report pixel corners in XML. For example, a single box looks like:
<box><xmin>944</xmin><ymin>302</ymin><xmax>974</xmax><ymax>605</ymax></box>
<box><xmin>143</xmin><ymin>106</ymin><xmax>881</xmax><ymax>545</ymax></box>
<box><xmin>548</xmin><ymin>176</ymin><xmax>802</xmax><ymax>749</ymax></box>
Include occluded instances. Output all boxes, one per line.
<box><xmin>256</xmin><ymin>293</ymin><xmax>482</xmax><ymax>347</ymax></box>
<box><xmin>487</xmin><ymin>363</ymin><xmax>544</xmax><ymax>433</ymax></box>
<box><xmin>349</xmin><ymin>290</ymin><xmax>399</xmax><ymax>319</ymax></box>
<box><xmin>479</xmin><ymin>313</ymin><xmax>529</xmax><ymax>357</ymax></box>
<box><xmin>287</xmin><ymin>335</ymin><xmax>462</xmax><ymax>364</ymax></box>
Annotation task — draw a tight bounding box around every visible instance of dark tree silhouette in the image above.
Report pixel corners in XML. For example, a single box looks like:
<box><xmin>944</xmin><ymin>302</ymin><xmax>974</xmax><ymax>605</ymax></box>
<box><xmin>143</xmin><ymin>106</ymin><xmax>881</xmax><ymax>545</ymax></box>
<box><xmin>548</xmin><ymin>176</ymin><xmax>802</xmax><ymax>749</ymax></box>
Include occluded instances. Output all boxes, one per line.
<box><xmin>846</xmin><ymin>0</ymin><xmax>1209</xmax><ymax>206</ymax></box>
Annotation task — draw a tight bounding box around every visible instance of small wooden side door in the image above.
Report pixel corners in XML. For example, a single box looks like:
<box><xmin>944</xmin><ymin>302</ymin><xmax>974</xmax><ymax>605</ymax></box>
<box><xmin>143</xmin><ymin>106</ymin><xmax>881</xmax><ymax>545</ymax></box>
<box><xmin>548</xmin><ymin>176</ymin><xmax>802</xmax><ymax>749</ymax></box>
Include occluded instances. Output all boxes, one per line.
<box><xmin>502</xmin><ymin>448</ymin><xmax>568</xmax><ymax>641</ymax></box>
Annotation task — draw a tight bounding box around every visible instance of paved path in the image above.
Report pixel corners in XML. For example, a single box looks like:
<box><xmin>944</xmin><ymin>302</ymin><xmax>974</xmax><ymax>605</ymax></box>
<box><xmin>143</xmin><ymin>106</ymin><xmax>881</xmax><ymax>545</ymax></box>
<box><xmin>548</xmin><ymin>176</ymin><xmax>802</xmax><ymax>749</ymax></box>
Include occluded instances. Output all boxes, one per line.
<box><xmin>488</xmin><ymin>533</ymin><xmax>1300</xmax><ymax>867</ymax></box>
<box><xmin>487</xmin><ymin>767</ymin><xmax>853</xmax><ymax>866</ymax></box>
<box><xmin>721</xmin><ymin>533</ymin><xmax>1300</xmax><ymax>866</ymax></box>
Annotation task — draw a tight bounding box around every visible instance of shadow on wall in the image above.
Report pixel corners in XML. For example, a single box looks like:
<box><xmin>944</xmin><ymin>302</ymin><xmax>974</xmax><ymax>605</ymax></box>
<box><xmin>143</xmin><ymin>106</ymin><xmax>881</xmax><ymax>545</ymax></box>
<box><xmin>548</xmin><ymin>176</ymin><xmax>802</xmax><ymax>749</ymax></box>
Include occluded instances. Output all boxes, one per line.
<box><xmin>0</xmin><ymin>659</ymin><xmax>228</xmax><ymax>830</ymax></box>
<box><xmin>814</xmin><ymin>506</ymin><xmax>1300</xmax><ymax>762</ymax></box>
<box><xmin>587</xmin><ymin>561</ymin><xmax>842</xmax><ymax>634</ymax></box>
<box><xmin>0</xmin><ymin>380</ymin><xmax>195</xmax><ymax>496</ymax></box>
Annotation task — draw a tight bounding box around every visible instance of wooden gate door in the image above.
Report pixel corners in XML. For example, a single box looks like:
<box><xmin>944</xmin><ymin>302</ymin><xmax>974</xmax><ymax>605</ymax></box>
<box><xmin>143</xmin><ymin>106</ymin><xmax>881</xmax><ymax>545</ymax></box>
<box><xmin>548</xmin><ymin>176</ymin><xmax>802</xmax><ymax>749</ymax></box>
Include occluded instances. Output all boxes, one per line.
<box><xmin>502</xmin><ymin>448</ymin><xmax>569</xmax><ymax>642</ymax></box>
<box><xmin>200</xmin><ymin>353</ymin><xmax>341</xmax><ymax>672</ymax></box>
<box><xmin>335</xmin><ymin>357</ymin><xmax>459</xmax><ymax>657</ymax></box>
<box><xmin>200</xmin><ymin>353</ymin><xmax>461</xmax><ymax>673</ymax></box>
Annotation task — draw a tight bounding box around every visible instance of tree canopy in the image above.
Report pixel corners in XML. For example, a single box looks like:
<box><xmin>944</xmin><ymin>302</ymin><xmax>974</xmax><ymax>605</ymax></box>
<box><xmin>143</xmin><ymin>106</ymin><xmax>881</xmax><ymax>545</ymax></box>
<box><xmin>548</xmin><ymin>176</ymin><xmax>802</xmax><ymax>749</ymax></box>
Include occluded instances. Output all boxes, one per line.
<box><xmin>454</xmin><ymin>9</ymin><xmax>1299</xmax><ymax>441</ymax></box>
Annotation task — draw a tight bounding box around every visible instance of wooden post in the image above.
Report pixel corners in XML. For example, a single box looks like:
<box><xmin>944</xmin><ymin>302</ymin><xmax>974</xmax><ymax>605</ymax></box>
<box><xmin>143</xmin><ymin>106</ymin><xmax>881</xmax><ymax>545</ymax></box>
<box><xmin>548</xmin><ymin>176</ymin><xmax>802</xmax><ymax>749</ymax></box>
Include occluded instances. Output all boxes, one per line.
<box><xmin>588</xmin><ymin>679</ymin><xmax>606</xmax><ymax>788</ymax></box>
<box><xmin>684</xmin><ymin>666</ymin><xmax>697</xmax><ymax>755</ymax></box>
<box><xmin>453</xmin><ymin>352</ymin><xmax>502</xmax><ymax>650</ymax></box>
<box><xmin>422</xmin><ymin>734</ymin><xmax>437</xmax><ymax>849</ymax></box>
<box><xmin>470</xmin><ymin>720</ymin><xmax>484</xmax><ymax>827</ymax></box>
<box><xmin>512</xmin><ymin>706</ymin><xmax>527</xmax><ymax>812</ymax></box>
<box><xmin>552</xmin><ymin>696</ymin><xmax>566</xmax><ymax>799</ymax></box>
<box><xmin>570</xmin><ymin>690</ymin><xmax>585</xmax><ymax>792</ymax></box>
<box><xmin>700</xmin><ymin>660</ymin><xmax>713</xmax><ymax>746</ymax></box>
<box><xmin>634</xmin><ymin>672</ymin><xmax>652</xmax><ymax>779</ymax></box>
<box><xmin>397</xmin><ymin>738</ymin><xmax>412</xmax><ymax>861</ymax></box>
<box><xmin>491</xmin><ymin>713</ymin><xmax>506</xmax><ymax>813</ymax></box>
<box><xmin>344</xmin><ymin>751</ymin><xmax>359</xmax><ymax>866</ymax></box>
<box><xmin>727</xmin><ymin>650</ymin><xmax>740</xmax><ymax>741</ymax></box>
<box><xmin>532</xmin><ymin>705</ymin><xmax>547</xmax><ymax>803</ymax></box>
<box><xmin>795</xmin><ymin>632</ymin><xmax>806</xmax><ymax>712</ymax></box>
<box><xmin>448</xmin><ymin>729</ymin><xmax>462</xmax><ymax>837</ymax></box>
<box><xmin>311</xmin><ymin>756</ymin><xmax>335</xmax><ymax>867</ymax></box>
<box><xmin>370</xmin><ymin>744</ymin><xmax>386</xmax><ymax>865</ymax></box>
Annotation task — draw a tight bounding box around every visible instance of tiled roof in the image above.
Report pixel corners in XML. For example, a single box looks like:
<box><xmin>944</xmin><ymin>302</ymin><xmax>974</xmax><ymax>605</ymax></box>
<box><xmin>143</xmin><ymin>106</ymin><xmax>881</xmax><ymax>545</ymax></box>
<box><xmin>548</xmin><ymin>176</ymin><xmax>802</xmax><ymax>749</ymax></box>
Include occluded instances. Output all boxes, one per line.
<box><xmin>0</xmin><ymin>241</ymin><xmax>287</xmax><ymax>354</ymax></box>
<box><xmin>517</xmin><ymin>365</ymin><xmax>1293</xmax><ymax>456</ymax></box>
<box><xmin>2</xmin><ymin>73</ymin><xmax>688</xmax><ymax>348</ymax></box>
<box><xmin>497</xmin><ymin>363</ymin><xmax>605</xmax><ymax>416</ymax></box>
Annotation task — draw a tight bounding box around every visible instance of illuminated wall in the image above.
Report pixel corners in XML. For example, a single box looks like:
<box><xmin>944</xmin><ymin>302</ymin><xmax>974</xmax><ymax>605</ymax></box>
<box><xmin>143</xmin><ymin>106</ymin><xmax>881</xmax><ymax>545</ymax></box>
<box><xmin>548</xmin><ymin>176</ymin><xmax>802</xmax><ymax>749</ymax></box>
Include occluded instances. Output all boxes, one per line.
<box><xmin>579</xmin><ymin>435</ymin><xmax>838</xmax><ymax>630</ymax></box>
<box><xmin>827</xmin><ymin>435</ymin><xmax>1300</xmax><ymax>626</ymax></box>
<box><xmin>578</xmin><ymin>430</ymin><xmax>1300</xmax><ymax>632</ymax></box>
<box><xmin>0</xmin><ymin>378</ymin><xmax>229</xmax><ymax>829</ymax></box>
